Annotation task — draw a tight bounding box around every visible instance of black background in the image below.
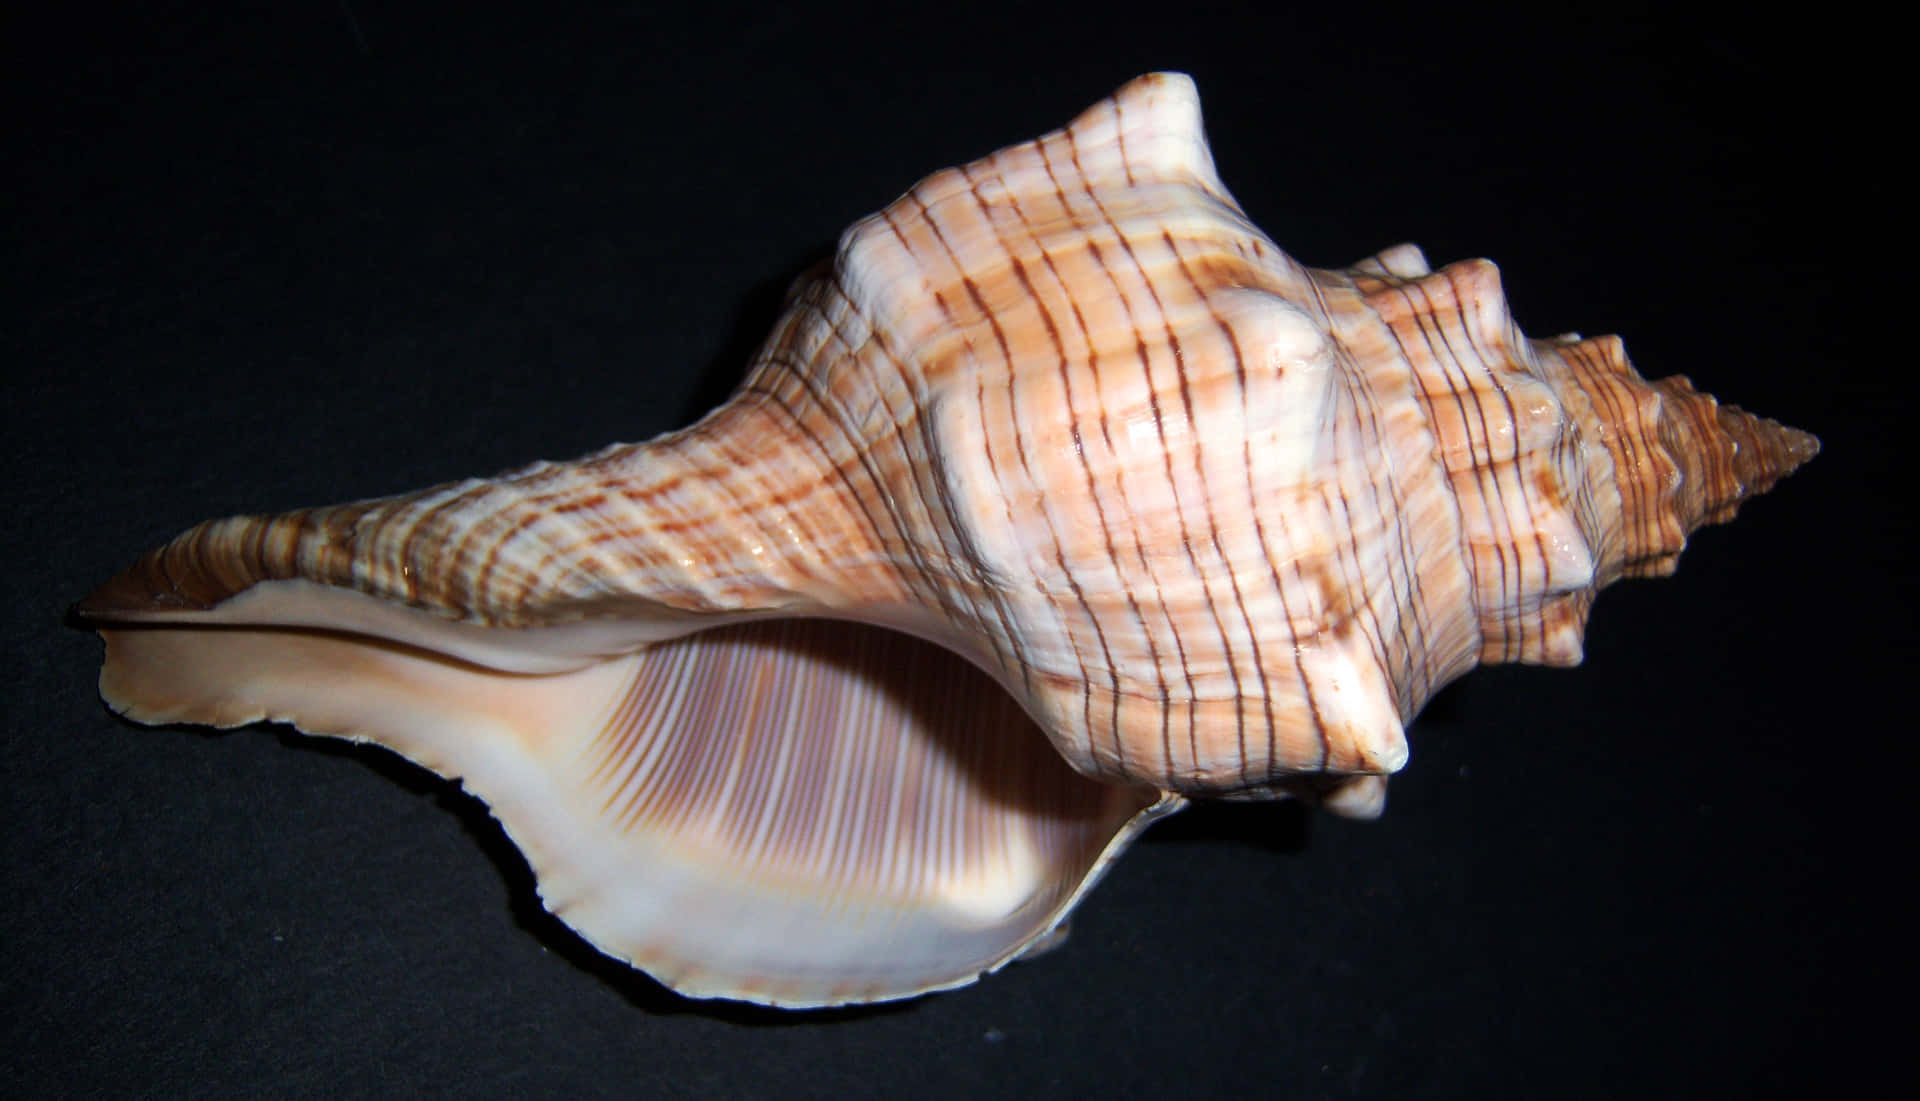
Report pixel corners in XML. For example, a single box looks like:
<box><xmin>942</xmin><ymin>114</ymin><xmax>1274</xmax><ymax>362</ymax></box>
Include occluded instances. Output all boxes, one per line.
<box><xmin>5</xmin><ymin>3</ymin><xmax>1904</xmax><ymax>1097</ymax></box>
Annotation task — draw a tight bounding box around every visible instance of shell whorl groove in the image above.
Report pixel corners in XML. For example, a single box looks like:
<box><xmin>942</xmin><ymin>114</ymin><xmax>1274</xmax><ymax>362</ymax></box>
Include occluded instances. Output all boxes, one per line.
<box><xmin>79</xmin><ymin>73</ymin><xmax>1817</xmax><ymax>1006</ymax></box>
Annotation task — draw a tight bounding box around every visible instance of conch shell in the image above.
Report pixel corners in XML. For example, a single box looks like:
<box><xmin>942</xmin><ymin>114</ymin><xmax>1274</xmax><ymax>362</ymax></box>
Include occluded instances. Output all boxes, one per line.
<box><xmin>78</xmin><ymin>73</ymin><xmax>1817</xmax><ymax>1007</ymax></box>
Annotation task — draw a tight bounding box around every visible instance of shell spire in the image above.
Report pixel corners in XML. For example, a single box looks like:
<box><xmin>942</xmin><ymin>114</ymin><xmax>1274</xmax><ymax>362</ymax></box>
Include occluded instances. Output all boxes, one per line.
<box><xmin>1538</xmin><ymin>333</ymin><xmax>1820</xmax><ymax>584</ymax></box>
<box><xmin>1652</xmin><ymin>376</ymin><xmax>1821</xmax><ymax>534</ymax></box>
<box><xmin>1348</xmin><ymin>251</ymin><xmax>1818</xmax><ymax>672</ymax></box>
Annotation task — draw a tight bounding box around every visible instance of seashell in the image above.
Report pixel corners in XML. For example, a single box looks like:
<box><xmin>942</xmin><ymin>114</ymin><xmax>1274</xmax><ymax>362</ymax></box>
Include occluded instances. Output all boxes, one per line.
<box><xmin>77</xmin><ymin>72</ymin><xmax>1818</xmax><ymax>1008</ymax></box>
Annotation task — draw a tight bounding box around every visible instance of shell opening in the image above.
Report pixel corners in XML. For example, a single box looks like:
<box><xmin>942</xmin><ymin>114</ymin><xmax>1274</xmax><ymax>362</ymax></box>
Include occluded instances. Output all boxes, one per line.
<box><xmin>94</xmin><ymin>601</ymin><xmax>1164</xmax><ymax>1006</ymax></box>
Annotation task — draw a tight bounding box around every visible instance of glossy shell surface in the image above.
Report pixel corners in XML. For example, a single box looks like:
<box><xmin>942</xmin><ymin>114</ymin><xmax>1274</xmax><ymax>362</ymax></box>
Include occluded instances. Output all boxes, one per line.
<box><xmin>79</xmin><ymin>73</ymin><xmax>1817</xmax><ymax>1006</ymax></box>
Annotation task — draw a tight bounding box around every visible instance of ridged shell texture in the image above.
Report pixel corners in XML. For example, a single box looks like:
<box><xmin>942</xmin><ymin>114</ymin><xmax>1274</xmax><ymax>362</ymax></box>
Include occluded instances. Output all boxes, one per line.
<box><xmin>80</xmin><ymin>73</ymin><xmax>1817</xmax><ymax>1006</ymax></box>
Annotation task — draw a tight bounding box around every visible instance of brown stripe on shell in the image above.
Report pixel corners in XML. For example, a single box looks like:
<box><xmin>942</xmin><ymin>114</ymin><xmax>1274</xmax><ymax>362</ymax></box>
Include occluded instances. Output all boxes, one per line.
<box><xmin>1052</xmin><ymin>123</ymin><xmax>1185</xmax><ymax>784</ymax></box>
<box><xmin>79</xmin><ymin>72</ymin><xmax>1820</xmax><ymax>1007</ymax></box>
<box><xmin>983</xmin><ymin>154</ymin><xmax>1145</xmax><ymax>773</ymax></box>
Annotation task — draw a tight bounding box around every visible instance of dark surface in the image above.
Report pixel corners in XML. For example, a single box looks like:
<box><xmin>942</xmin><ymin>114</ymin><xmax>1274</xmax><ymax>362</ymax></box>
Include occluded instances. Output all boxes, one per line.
<box><xmin>5</xmin><ymin>4</ymin><xmax>1901</xmax><ymax>1097</ymax></box>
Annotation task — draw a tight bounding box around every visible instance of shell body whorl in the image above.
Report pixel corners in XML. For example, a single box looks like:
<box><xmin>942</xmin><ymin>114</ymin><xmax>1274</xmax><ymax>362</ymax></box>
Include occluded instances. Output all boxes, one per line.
<box><xmin>78</xmin><ymin>73</ymin><xmax>1816</xmax><ymax>1006</ymax></box>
